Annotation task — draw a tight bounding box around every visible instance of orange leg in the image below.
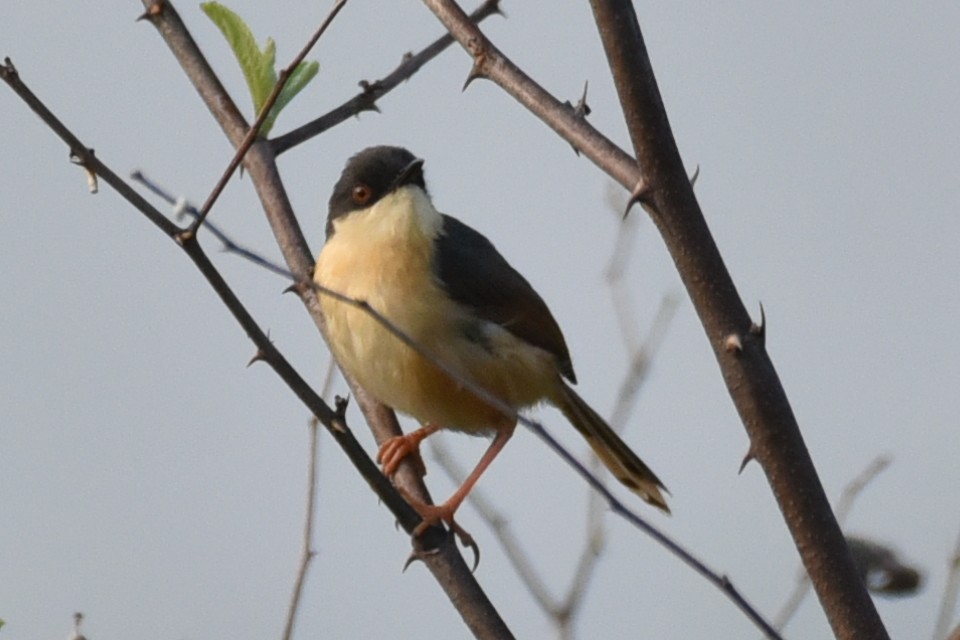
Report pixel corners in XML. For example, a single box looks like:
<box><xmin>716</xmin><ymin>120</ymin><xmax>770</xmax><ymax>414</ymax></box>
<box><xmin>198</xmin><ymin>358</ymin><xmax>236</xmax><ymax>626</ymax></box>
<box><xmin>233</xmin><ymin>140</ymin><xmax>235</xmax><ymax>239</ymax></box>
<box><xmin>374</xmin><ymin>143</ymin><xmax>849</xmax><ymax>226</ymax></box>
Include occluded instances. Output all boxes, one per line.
<box><xmin>405</xmin><ymin>425</ymin><xmax>516</xmax><ymax>537</ymax></box>
<box><xmin>377</xmin><ymin>423</ymin><xmax>442</xmax><ymax>478</ymax></box>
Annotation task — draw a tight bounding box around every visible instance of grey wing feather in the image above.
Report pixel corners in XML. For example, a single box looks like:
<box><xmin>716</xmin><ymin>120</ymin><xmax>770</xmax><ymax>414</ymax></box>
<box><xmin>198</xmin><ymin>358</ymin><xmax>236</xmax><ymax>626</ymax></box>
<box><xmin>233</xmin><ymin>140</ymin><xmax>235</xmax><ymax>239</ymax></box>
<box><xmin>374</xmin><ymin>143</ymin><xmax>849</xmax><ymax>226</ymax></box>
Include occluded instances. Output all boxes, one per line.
<box><xmin>434</xmin><ymin>215</ymin><xmax>576</xmax><ymax>383</ymax></box>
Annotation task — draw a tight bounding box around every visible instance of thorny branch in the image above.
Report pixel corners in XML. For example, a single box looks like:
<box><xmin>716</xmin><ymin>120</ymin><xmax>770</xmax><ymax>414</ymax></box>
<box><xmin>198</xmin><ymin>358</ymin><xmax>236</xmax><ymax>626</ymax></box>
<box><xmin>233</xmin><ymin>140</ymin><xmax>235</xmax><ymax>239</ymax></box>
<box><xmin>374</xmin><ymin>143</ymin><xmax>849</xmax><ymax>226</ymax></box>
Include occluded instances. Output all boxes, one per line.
<box><xmin>269</xmin><ymin>0</ymin><xmax>503</xmax><ymax>157</ymax></box>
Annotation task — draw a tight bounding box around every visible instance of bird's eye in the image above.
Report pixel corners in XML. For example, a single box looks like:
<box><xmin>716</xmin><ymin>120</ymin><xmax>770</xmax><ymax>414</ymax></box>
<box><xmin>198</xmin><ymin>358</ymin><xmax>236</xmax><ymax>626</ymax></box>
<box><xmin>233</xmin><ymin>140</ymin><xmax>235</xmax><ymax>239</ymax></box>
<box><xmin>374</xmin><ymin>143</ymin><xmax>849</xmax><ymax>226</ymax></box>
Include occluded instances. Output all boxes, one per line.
<box><xmin>352</xmin><ymin>184</ymin><xmax>373</xmax><ymax>205</ymax></box>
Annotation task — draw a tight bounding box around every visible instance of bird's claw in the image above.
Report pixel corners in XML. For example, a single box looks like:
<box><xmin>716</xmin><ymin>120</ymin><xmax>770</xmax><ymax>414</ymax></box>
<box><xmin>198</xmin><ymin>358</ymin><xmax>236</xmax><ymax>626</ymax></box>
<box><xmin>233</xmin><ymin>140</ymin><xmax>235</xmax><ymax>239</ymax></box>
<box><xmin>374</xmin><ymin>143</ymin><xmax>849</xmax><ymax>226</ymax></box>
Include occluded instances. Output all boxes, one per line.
<box><xmin>397</xmin><ymin>486</ymin><xmax>481</xmax><ymax>571</ymax></box>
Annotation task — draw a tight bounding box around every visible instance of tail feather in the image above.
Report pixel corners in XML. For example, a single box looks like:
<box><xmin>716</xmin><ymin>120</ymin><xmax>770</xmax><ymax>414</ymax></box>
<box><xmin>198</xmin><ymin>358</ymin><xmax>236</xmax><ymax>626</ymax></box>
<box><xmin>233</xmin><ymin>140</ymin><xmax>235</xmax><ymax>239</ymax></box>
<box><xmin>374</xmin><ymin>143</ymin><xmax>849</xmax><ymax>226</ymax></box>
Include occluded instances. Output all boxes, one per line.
<box><xmin>557</xmin><ymin>382</ymin><xmax>669</xmax><ymax>513</ymax></box>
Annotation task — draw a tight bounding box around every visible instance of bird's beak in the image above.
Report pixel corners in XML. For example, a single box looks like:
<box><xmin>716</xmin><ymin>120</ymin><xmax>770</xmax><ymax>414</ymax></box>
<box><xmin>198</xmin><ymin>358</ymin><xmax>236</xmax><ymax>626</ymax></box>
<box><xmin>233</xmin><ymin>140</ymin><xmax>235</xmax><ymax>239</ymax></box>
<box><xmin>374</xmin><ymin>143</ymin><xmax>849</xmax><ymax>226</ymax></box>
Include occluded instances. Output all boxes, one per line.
<box><xmin>393</xmin><ymin>157</ymin><xmax>425</xmax><ymax>190</ymax></box>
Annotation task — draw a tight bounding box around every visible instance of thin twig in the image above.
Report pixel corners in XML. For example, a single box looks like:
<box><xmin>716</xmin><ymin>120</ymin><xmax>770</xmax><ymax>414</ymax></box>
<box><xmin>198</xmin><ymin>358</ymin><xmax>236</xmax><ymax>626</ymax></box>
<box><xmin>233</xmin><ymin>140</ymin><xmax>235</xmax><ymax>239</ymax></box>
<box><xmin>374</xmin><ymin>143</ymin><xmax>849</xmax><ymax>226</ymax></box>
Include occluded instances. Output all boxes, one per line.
<box><xmin>835</xmin><ymin>456</ymin><xmax>892</xmax><ymax>525</ymax></box>
<box><xmin>282</xmin><ymin>418</ymin><xmax>320</xmax><ymax>640</ymax></box>
<box><xmin>131</xmin><ymin>171</ymin><xmax>295</xmax><ymax>280</ymax></box>
<box><xmin>188</xmin><ymin>0</ymin><xmax>348</xmax><ymax>234</ymax></box>
<box><xmin>269</xmin><ymin>0</ymin><xmax>502</xmax><ymax>157</ymax></box>
<box><xmin>934</xmin><ymin>524</ymin><xmax>960</xmax><ymax>640</ymax></box>
<box><xmin>607</xmin><ymin>294</ymin><xmax>680</xmax><ymax>432</ymax></box>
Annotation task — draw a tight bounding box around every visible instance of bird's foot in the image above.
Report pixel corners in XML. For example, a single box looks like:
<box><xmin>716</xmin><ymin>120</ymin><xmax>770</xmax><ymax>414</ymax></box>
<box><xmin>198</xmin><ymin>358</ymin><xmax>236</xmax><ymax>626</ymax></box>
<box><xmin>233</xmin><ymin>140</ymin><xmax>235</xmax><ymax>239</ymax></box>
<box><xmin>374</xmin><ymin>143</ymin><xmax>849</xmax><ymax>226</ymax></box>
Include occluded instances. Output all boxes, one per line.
<box><xmin>398</xmin><ymin>487</ymin><xmax>480</xmax><ymax>570</ymax></box>
<box><xmin>377</xmin><ymin>432</ymin><xmax>427</xmax><ymax>478</ymax></box>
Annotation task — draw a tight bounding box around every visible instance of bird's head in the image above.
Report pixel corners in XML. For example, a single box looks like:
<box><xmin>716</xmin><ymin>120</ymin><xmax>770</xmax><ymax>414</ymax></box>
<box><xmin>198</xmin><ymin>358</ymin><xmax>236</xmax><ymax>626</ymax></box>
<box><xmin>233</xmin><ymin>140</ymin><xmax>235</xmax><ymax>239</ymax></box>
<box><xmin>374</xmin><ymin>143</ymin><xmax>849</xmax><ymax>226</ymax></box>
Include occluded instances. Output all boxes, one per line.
<box><xmin>326</xmin><ymin>145</ymin><xmax>427</xmax><ymax>238</ymax></box>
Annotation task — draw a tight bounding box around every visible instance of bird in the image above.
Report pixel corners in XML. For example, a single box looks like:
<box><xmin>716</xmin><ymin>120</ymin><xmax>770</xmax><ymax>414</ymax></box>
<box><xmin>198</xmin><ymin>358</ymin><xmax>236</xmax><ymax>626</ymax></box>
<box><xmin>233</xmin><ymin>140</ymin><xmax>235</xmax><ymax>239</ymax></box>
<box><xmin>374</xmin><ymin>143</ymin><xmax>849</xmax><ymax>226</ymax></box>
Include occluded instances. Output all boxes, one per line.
<box><xmin>314</xmin><ymin>145</ymin><xmax>668</xmax><ymax>540</ymax></box>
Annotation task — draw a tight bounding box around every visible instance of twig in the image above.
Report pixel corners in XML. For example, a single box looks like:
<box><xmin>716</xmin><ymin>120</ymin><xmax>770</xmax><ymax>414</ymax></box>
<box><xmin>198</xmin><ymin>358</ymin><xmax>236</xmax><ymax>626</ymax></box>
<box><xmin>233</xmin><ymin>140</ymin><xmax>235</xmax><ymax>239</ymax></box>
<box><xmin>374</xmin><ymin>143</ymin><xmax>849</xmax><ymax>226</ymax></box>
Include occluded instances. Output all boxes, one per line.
<box><xmin>269</xmin><ymin>0</ymin><xmax>502</xmax><ymax>157</ymax></box>
<box><xmin>607</xmin><ymin>294</ymin><xmax>679</xmax><ymax>432</ymax></box>
<box><xmin>934</xmin><ymin>523</ymin><xmax>960</xmax><ymax>639</ymax></box>
<box><xmin>771</xmin><ymin>455</ymin><xmax>891</xmax><ymax>632</ymax></box>
<box><xmin>835</xmin><ymin>456</ymin><xmax>892</xmax><ymax>525</ymax></box>
<box><xmin>282</xmin><ymin>418</ymin><xmax>320</xmax><ymax>640</ymax></box>
<box><xmin>186</xmin><ymin>0</ymin><xmax>348</xmax><ymax>234</ymax></box>
<box><xmin>131</xmin><ymin>171</ymin><xmax>294</xmax><ymax>280</ymax></box>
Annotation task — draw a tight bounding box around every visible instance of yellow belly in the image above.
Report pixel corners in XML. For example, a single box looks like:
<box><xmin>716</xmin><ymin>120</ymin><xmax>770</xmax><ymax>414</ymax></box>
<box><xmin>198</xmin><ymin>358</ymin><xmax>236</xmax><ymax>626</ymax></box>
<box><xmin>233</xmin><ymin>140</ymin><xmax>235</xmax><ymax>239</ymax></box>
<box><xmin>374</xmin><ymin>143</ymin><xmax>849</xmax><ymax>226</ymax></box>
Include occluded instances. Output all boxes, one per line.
<box><xmin>314</xmin><ymin>191</ymin><xmax>558</xmax><ymax>432</ymax></box>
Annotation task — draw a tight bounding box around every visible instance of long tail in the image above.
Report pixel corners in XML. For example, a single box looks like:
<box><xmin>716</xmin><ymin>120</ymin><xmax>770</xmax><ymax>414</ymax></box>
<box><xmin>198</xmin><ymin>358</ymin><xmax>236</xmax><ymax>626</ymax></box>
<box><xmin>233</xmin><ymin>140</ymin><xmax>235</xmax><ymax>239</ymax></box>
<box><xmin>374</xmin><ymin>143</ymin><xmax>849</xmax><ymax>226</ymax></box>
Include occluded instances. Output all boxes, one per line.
<box><xmin>557</xmin><ymin>382</ymin><xmax>669</xmax><ymax>513</ymax></box>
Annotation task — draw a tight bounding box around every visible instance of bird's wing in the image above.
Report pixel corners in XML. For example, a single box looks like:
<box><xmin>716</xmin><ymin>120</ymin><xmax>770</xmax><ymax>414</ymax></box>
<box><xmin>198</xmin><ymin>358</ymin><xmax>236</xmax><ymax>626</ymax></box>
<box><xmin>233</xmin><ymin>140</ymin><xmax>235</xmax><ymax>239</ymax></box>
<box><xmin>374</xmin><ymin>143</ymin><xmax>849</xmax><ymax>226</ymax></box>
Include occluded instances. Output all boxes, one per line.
<box><xmin>434</xmin><ymin>214</ymin><xmax>576</xmax><ymax>383</ymax></box>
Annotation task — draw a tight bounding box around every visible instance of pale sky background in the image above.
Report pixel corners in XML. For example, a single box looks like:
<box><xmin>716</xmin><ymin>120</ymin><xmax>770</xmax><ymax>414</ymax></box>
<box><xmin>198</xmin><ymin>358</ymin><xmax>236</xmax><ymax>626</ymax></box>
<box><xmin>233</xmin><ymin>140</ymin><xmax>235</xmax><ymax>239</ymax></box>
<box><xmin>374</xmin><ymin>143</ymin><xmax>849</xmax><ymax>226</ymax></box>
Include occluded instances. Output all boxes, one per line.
<box><xmin>2</xmin><ymin>2</ymin><xmax>958</xmax><ymax>639</ymax></box>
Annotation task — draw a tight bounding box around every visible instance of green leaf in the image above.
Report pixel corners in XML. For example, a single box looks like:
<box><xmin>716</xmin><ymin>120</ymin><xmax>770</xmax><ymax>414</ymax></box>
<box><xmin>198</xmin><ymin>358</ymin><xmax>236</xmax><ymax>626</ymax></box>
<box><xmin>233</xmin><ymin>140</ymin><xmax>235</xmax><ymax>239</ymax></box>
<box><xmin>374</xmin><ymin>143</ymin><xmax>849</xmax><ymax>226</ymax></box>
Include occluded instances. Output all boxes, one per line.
<box><xmin>201</xmin><ymin>2</ymin><xmax>317</xmax><ymax>137</ymax></box>
<box><xmin>263</xmin><ymin>60</ymin><xmax>319</xmax><ymax>134</ymax></box>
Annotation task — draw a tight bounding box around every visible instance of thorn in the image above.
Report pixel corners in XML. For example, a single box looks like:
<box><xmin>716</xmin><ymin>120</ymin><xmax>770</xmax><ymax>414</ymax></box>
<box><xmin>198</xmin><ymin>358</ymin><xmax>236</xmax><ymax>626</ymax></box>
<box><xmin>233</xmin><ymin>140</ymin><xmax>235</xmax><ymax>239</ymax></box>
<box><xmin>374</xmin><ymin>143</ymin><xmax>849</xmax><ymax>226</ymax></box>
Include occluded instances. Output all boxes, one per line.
<box><xmin>402</xmin><ymin>550</ymin><xmax>420</xmax><ymax>572</ymax></box>
<box><xmin>403</xmin><ymin>532</ymin><xmax>441</xmax><ymax>572</ymax></box>
<box><xmin>724</xmin><ymin>333</ymin><xmax>743</xmax><ymax>354</ymax></box>
<box><xmin>574</xmin><ymin>80</ymin><xmax>592</xmax><ymax>118</ymax></box>
<box><xmin>622</xmin><ymin>179</ymin><xmax>650</xmax><ymax>219</ymax></box>
<box><xmin>136</xmin><ymin>0</ymin><xmax>165</xmax><ymax>21</ymax></box>
<box><xmin>690</xmin><ymin>164</ymin><xmax>701</xmax><ymax>188</ymax></box>
<box><xmin>247</xmin><ymin>349</ymin><xmax>268</xmax><ymax>367</ymax></box>
<box><xmin>739</xmin><ymin>448</ymin><xmax>756</xmax><ymax>474</ymax></box>
<box><xmin>462</xmin><ymin>65</ymin><xmax>482</xmax><ymax>91</ymax></box>
<box><xmin>565</xmin><ymin>81</ymin><xmax>592</xmax><ymax>155</ymax></box>
<box><xmin>283</xmin><ymin>281</ymin><xmax>310</xmax><ymax>296</ymax></box>
<box><xmin>462</xmin><ymin>51</ymin><xmax>486</xmax><ymax>91</ymax></box>
<box><xmin>749</xmin><ymin>302</ymin><xmax>766</xmax><ymax>340</ymax></box>
<box><xmin>334</xmin><ymin>394</ymin><xmax>350</xmax><ymax>418</ymax></box>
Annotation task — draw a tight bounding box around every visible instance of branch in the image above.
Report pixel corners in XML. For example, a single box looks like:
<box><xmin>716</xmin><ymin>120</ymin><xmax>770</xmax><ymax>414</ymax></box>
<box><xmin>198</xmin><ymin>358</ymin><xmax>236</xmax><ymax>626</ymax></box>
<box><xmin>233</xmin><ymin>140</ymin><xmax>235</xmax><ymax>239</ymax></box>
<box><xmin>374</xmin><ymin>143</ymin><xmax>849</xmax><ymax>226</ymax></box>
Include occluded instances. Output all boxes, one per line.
<box><xmin>585</xmin><ymin>2</ymin><xmax>887</xmax><ymax>638</ymax></box>
<box><xmin>268</xmin><ymin>0</ymin><xmax>502</xmax><ymax>157</ymax></box>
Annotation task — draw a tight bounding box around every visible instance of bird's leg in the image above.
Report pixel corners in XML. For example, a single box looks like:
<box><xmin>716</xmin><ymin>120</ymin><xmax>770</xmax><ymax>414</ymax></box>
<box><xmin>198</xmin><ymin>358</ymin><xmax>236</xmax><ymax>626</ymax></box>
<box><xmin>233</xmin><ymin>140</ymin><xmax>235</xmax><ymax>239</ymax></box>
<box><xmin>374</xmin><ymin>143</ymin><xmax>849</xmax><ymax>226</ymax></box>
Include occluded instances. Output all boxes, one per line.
<box><xmin>377</xmin><ymin>423</ymin><xmax>442</xmax><ymax>478</ymax></box>
<box><xmin>407</xmin><ymin>425</ymin><xmax>515</xmax><ymax>538</ymax></box>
